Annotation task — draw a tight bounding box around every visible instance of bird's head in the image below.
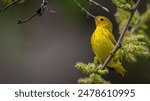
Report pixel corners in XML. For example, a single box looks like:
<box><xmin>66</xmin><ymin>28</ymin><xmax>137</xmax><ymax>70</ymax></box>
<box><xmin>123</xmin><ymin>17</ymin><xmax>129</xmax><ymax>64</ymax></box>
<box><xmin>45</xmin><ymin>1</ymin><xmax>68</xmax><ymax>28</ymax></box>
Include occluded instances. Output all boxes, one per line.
<box><xmin>95</xmin><ymin>16</ymin><xmax>113</xmax><ymax>31</ymax></box>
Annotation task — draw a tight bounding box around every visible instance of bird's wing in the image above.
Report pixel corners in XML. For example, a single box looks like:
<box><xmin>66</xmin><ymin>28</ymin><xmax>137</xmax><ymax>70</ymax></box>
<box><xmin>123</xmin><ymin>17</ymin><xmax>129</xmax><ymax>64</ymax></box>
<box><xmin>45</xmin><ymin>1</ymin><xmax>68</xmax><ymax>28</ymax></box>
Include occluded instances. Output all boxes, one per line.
<box><xmin>101</xmin><ymin>29</ymin><xmax>116</xmax><ymax>45</ymax></box>
<box><xmin>107</xmin><ymin>30</ymin><xmax>116</xmax><ymax>45</ymax></box>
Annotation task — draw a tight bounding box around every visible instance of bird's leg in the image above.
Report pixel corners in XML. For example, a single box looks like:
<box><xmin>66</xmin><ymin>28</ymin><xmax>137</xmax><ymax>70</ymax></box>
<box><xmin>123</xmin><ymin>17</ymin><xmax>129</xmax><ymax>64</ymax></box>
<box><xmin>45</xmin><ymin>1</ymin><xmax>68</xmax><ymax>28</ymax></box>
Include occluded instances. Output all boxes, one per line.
<box><xmin>110</xmin><ymin>43</ymin><xmax>122</xmax><ymax>56</ymax></box>
<box><xmin>118</xmin><ymin>43</ymin><xmax>122</xmax><ymax>48</ymax></box>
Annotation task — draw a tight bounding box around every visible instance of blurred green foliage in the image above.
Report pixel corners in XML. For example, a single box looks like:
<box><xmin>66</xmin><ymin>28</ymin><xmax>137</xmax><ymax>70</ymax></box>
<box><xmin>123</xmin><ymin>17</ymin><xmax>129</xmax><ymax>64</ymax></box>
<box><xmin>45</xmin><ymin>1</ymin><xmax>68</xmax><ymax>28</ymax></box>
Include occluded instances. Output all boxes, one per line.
<box><xmin>76</xmin><ymin>57</ymin><xmax>110</xmax><ymax>84</ymax></box>
<box><xmin>115</xmin><ymin>4</ymin><xmax>150</xmax><ymax>63</ymax></box>
<box><xmin>112</xmin><ymin>0</ymin><xmax>134</xmax><ymax>11</ymax></box>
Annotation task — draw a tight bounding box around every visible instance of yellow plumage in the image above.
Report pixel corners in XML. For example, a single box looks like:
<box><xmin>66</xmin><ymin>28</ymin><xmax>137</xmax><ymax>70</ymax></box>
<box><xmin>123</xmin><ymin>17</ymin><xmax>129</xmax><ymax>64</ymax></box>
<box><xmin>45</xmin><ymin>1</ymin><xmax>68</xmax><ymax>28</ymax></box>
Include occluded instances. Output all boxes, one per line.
<box><xmin>91</xmin><ymin>16</ymin><xmax>127</xmax><ymax>76</ymax></box>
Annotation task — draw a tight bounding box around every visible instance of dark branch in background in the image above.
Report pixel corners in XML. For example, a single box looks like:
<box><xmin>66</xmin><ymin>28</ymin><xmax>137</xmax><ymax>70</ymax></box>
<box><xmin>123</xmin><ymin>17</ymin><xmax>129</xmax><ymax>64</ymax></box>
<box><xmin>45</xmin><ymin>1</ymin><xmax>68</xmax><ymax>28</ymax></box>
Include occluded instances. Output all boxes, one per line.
<box><xmin>74</xmin><ymin>0</ymin><xmax>109</xmax><ymax>22</ymax></box>
<box><xmin>17</xmin><ymin>13</ymin><xmax>38</xmax><ymax>24</ymax></box>
<box><xmin>101</xmin><ymin>0</ymin><xmax>141</xmax><ymax>70</ymax></box>
<box><xmin>0</xmin><ymin>0</ymin><xmax>20</xmax><ymax>12</ymax></box>
<box><xmin>18</xmin><ymin>0</ymin><xmax>56</xmax><ymax>24</ymax></box>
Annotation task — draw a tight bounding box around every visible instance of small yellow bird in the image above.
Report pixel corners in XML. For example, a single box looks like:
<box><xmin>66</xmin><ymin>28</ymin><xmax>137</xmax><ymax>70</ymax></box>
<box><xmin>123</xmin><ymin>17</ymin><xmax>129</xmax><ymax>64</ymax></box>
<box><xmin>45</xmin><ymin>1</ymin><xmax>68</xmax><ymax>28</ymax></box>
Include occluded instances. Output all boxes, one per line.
<box><xmin>91</xmin><ymin>16</ymin><xmax>127</xmax><ymax>76</ymax></box>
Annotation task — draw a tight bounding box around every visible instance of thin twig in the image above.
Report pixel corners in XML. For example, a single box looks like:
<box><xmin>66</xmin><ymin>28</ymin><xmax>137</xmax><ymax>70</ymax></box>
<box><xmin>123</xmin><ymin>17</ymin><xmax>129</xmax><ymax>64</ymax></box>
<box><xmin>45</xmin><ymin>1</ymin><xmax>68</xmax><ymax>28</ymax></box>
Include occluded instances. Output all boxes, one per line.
<box><xmin>87</xmin><ymin>0</ymin><xmax>110</xmax><ymax>12</ymax></box>
<box><xmin>101</xmin><ymin>0</ymin><xmax>141</xmax><ymax>70</ymax></box>
<box><xmin>74</xmin><ymin>0</ymin><xmax>96</xmax><ymax>19</ymax></box>
<box><xmin>17</xmin><ymin>13</ymin><xmax>38</xmax><ymax>24</ymax></box>
<box><xmin>18</xmin><ymin>0</ymin><xmax>56</xmax><ymax>24</ymax></box>
<box><xmin>0</xmin><ymin>0</ymin><xmax>20</xmax><ymax>12</ymax></box>
<box><xmin>74</xmin><ymin>0</ymin><xmax>102</xmax><ymax>22</ymax></box>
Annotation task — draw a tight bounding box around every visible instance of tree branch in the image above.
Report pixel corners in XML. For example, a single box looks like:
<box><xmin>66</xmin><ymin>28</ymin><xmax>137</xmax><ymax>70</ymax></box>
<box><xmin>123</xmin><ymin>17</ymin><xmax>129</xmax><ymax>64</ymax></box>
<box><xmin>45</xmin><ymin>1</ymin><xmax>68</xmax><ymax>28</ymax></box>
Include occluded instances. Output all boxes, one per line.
<box><xmin>101</xmin><ymin>0</ymin><xmax>141</xmax><ymax>70</ymax></box>
<box><xmin>17</xmin><ymin>0</ymin><xmax>56</xmax><ymax>24</ymax></box>
<box><xmin>17</xmin><ymin>13</ymin><xmax>38</xmax><ymax>24</ymax></box>
<box><xmin>0</xmin><ymin>0</ymin><xmax>20</xmax><ymax>12</ymax></box>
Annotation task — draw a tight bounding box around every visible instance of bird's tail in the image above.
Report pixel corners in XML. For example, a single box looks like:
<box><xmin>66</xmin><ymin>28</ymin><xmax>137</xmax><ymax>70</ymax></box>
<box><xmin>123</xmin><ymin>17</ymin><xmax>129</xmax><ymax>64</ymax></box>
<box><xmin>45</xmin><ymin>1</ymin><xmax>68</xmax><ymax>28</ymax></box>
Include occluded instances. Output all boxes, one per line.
<box><xmin>109</xmin><ymin>61</ymin><xmax>127</xmax><ymax>76</ymax></box>
<box><xmin>114</xmin><ymin>61</ymin><xmax>127</xmax><ymax>76</ymax></box>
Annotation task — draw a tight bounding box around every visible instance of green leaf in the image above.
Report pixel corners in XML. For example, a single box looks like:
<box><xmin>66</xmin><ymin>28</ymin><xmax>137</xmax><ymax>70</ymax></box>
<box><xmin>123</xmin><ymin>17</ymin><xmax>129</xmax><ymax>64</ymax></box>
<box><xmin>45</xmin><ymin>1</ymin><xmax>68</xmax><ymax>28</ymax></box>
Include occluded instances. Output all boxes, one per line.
<box><xmin>112</xmin><ymin>0</ymin><xmax>133</xmax><ymax>11</ymax></box>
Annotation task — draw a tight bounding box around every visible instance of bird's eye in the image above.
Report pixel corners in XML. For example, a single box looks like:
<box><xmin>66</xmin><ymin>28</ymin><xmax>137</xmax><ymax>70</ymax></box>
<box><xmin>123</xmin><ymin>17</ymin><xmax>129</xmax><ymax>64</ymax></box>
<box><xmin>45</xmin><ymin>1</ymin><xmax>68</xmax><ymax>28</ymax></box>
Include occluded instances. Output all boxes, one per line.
<box><xmin>100</xmin><ymin>18</ymin><xmax>104</xmax><ymax>21</ymax></box>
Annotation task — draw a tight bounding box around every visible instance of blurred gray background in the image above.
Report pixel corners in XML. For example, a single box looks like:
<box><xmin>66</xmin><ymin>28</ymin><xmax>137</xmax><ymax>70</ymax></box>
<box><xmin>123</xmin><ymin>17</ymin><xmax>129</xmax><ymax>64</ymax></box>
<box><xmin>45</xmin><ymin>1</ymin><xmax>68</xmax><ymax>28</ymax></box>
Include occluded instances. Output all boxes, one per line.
<box><xmin>0</xmin><ymin>0</ymin><xmax>150</xmax><ymax>83</ymax></box>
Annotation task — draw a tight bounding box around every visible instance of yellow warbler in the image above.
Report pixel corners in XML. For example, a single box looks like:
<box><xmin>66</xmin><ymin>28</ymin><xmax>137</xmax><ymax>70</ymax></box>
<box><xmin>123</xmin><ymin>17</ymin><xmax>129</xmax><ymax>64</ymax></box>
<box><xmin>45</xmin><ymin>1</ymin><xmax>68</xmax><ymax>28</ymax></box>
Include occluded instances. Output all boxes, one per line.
<box><xmin>91</xmin><ymin>16</ymin><xmax>127</xmax><ymax>76</ymax></box>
